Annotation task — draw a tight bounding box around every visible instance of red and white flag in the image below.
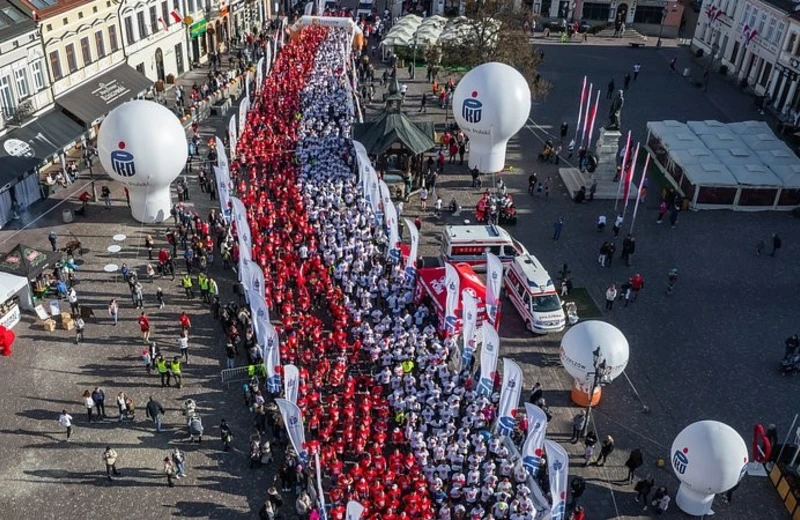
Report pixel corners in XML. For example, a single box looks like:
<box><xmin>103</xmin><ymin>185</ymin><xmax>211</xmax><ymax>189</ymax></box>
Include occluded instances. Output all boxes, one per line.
<box><xmin>623</xmin><ymin>142</ymin><xmax>641</xmax><ymax>206</ymax></box>
<box><xmin>575</xmin><ymin>76</ymin><xmax>587</xmax><ymax>142</ymax></box>
<box><xmin>743</xmin><ymin>24</ymin><xmax>758</xmax><ymax>46</ymax></box>
<box><xmin>170</xmin><ymin>10</ymin><xmax>183</xmax><ymax>24</ymax></box>
<box><xmin>705</xmin><ymin>4</ymin><xmax>717</xmax><ymax>19</ymax></box>
<box><xmin>586</xmin><ymin>90</ymin><xmax>601</xmax><ymax>150</ymax></box>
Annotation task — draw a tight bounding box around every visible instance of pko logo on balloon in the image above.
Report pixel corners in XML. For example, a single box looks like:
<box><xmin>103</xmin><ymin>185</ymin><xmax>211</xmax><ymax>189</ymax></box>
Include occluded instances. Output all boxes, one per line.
<box><xmin>462</xmin><ymin>92</ymin><xmax>483</xmax><ymax>124</ymax></box>
<box><xmin>110</xmin><ymin>141</ymin><xmax>136</xmax><ymax>177</ymax></box>
<box><xmin>673</xmin><ymin>448</ymin><xmax>689</xmax><ymax>475</ymax></box>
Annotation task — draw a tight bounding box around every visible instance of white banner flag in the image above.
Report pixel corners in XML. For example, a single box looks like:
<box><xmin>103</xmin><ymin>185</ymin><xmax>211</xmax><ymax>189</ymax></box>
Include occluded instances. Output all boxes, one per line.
<box><xmin>238</xmin><ymin>97</ymin><xmax>249</xmax><ymax>134</ymax></box>
<box><xmin>403</xmin><ymin>217</ymin><xmax>418</xmax><ymax>282</ymax></box>
<box><xmin>245</xmin><ymin>70</ymin><xmax>252</xmax><ymax>100</ymax></box>
<box><xmin>228</xmin><ymin>115</ymin><xmax>237</xmax><ymax>156</ymax></box>
<box><xmin>384</xmin><ymin>198</ymin><xmax>399</xmax><ymax>264</ymax></box>
<box><xmin>485</xmin><ymin>251</ymin><xmax>503</xmax><ymax>324</ymax></box>
<box><xmin>230</xmin><ymin>197</ymin><xmax>252</xmax><ymax>261</ymax></box>
<box><xmin>522</xmin><ymin>403</ymin><xmax>549</xmax><ymax>478</ymax></box>
<box><xmin>315</xmin><ymin>451</ymin><xmax>327</xmax><ymax>519</ymax></box>
<box><xmin>247</xmin><ymin>288</ymin><xmax>270</xmax><ymax>340</ymax></box>
<box><xmin>213</xmin><ymin>166</ymin><xmax>232</xmax><ymax>223</ymax></box>
<box><xmin>283</xmin><ymin>364</ymin><xmax>299</xmax><ymax>404</ymax></box>
<box><xmin>461</xmin><ymin>291</ymin><xmax>477</xmax><ymax>369</ymax></box>
<box><xmin>497</xmin><ymin>358</ymin><xmax>523</xmax><ymax>436</ymax></box>
<box><xmin>367</xmin><ymin>167</ymin><xmax>381</xmax><ymax>217</ymax></box>
<box><xmin>261</xmin><ymin>318</ymin><xmax>281</xmax><ymax>394</ymax></box>
<box><xmin>265</xmin><ymin>45</ymin><xmax>272</xmax><ymax>75</ymax></box>
<box><xmin>275</xmin><ymin>398</ymin><xmax>307</xmax><ymax>463</ymax></box>
<box><xmin>477</xmin><ymin>321</ymin><xmax>499</xmax><ymax>396</ymax></box>
<box><xmin>346</xmin><ymin>501</ymin><xmax>365</xmax><ymax>520</ymax></box>
<box><xmin>240</xmin><ymin>258</ymin><xmax>265</xmax><ymax>296</ymax></box>
<box><xmin>378</xmin><ymin>180</ymin><xmax>392</xmax><ymax>224</ymax></box>
<box><xmin>545</xmin><ymin>440</ymin><xmax>569</xmax><ymax>520</ymax></box>
<box><xmin>256</xmin><ymin>57</ymin><xmax>265</xmax><ymax>93</ymax></box>
<box><xmin>444</xmin><ymin>263</ymin><xmax>460</xmax><ymax>335</ymax></box>
<box><xmin>215</xmin><ymin>136</ymin><xmax>229</xmax><ymax>173</ymax></box>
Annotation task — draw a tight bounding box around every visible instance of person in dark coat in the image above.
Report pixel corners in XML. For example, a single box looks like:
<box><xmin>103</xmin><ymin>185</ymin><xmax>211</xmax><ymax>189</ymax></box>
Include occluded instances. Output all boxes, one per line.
<box><xmin>528</xmin><ymin>382</ymin><xmax>543</xmax><ymax>404</ymax></box>
<box><xmin>635</xmin><ymin>474</ymin><xmax>655</xmax><ymax>504</ymax></box>
<box><xmin>569</xmin><ymin>476</ymin><xmax>586</xmax><ymax>506</ymax></box>
<box><xmin>624</xmin><ymin>448</ymin><xmax>644</xmax><ymax>483</ymax></box>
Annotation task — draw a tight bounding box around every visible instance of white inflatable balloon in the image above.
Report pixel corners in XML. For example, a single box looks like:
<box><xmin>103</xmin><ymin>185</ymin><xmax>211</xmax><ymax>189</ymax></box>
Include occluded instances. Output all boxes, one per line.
<box><xmin>671</xmin><ymin>421</ymin><xmax>748</xmax><ymax>516</ymax></box>
<box><xmin>560</xmin><ymin>320</ymin><xmax>629</xmax><ymax>390</ymax></box>
<box><xmin>453</xmin><ymin>62</ymin><xmax>531</xmax><ymax>173</ymax></box>
<box><xmin>97</xmin><ymin>100</ymin><xmax>188</xmax><ymax>223</ymax></box>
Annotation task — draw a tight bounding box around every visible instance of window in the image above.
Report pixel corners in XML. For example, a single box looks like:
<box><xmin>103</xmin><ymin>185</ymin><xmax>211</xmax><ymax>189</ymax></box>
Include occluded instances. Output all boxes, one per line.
<box><xmin>776</xmin><ymin>22</ymin><xmax>786</xmax><ymax>45</ymax></box>
<box><xmin>14</xmin><ymin>68</ymin><xmax>29</xmax><ymax>98</ymax></box>
<box><xmin>62</xmin><ymin>17</ymin><xmax>67</xmax><ymax>25</ymax></box>
<box><xmin>0</xmin><ymin>75</ymin><xmax>14</xmax><ymax>112</ymax></box>
<box><xmin>634</xmin><ymin>5</ymin><xmax>665</xmax><ymax>24</ymax></box>
<box><xmin>93</xmin><ymin>6</ymin><xmax>97</xmax><ymax>12</ymax></box>
<box><xmin>109</xmin><ymin>24</ymin><xmax>119</xmax><ymax>51</ymax></box>
<box><xmin>49</xmin><ymin>50</ymin><xmax>62</xmax><ymax>80</ymax></box>
<box><xmin>2</xmin><ymin>6</ymin><xmax>26</xmax><ymax>22</ymax></box>
<box><xmin>786</xmin><ymin>33</ymin><xmax>796</xmax><ymax>53</ymax></box>
<box><xmin>81</xmin><ymin>36</ymin><xmax>92</xmax><ymax>64</ymax></box>
<box><xmin>78</xmin><ymin>11</ymin><xmax>83</xmax><ymax>18</ymax></box>
<box><xmin>162</xmin><ymin>1</ymin><xmax>170</xmax><ymax>26</ymax></box>
<box><xmin>150</xmin><ymin>6</ymin><xmax>158</xmax><ymax>33</ymax></box>
<box><xmin>188</xmin><ymin>0</ymin><xmax>196</xmax><ymax>13</ymax></box>
<box><xmin>172</xmin><ymin>0</ymin><xmax>180</xmax><ymax>12</ymax></box>
<box><xmin>65</xmin><ymin>43</ymin><xmax>77</xmax><ymax>73</ymax></box>
<box><xmin>757</xmin><ymin>12</ymin><xmax>766</xmax><ymax>33</ymax></box>
<box><xmin>766</xmin><ymin>17</ymin><xmax>775</xmax><ymax>42</ymax></box>
<box><xmin>31</xmin><ymin>60</ymin><xmax>45</xmax><ymax>90</ymax></box>
<box><xmin>137</xmin><ymin>11</ymin><xmax>147</xmax><ymax>38</ymax></box>
<box><xmin>124</xmin><ymin>16</ymin><xmax>135</xmax><ymax>44</ymax></box>
<box><xmin>95</xmin><ymin>30</ymin><xmax>106</xmax><ymax>58</ymax></box>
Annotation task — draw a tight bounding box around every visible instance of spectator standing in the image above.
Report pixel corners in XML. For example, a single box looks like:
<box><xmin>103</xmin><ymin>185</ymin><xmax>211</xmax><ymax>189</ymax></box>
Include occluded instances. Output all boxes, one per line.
<box><xmin>108</xmin><ymin>299</ymin><xmax>119</xmax><ymax>326</ymax></box>
<box><xmin>146</xmin><ymin>396</ymin><xmax>166</xmax><ymax>432</ymax></box>
<box><xmin>82</xmin><ymin>390</ymin><xmax>96</xmax><ymax>422</ymax></box>
<box><xmin>58</xmin><ymin>410</ymin><xmax>73</xmax><ymax>440</ymax></box>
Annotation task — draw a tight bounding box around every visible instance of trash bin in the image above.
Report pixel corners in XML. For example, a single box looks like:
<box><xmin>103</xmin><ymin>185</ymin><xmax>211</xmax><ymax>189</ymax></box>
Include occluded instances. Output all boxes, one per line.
<box><xmin>62</xmin><ymin>209</ymin><xmax>74</xmax><ymax>223</ymax></box>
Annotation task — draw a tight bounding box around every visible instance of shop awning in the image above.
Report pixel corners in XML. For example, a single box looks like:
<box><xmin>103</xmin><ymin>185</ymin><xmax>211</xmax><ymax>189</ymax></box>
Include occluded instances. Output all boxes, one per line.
<box><xmin>0</xmin><ymin>110</ymin><xmax>84</xmax><ymax>188</ymax></box>
<box><xmin>0</xmin><ymin>243</ymin><xmax>62</xmax><ymax>280</ymax></box>
<box><xmin>56</xmin><ymin>64</ymin><xmax>152</xmax><ymax>126</ymax></box>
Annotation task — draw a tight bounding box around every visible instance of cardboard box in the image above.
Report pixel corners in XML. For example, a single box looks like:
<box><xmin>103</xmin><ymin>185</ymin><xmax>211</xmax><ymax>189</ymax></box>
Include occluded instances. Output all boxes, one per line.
<box><xmin>43</xmin><ymin>319</ymin><xmax>56</xmax><ymax>332</ymax></box>
<box><xmin>60</xmin><ymin>311</ymin><xmax>72</xmax><ymax>322</ymax></box>
<box><xmin>62</xmin><ymin>318</ymin><xmax>74</xmax><ymax>331</ymax></box>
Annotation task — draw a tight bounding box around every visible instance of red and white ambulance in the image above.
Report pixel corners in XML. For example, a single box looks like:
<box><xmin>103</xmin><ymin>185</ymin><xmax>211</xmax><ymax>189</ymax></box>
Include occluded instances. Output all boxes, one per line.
<box><xmin>503</xmin><ymin>253</ymin><xmax>566</xmax><ymax>334</ymax></box>
<box><xmin>440</xmin><ymin>224</ymin><xmax>524</xmax><ymax>271</ymax></box>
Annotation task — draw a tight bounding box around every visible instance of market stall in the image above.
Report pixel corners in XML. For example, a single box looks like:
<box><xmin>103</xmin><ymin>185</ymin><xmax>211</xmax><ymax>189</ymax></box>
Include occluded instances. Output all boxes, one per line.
<box><xmin>0</xmin><ymin>271</ymin><xmax>32</xmax><ymax>329</ymax></box>
<box><xmin>415</xmin><ymin>262</ymin><xmax>491</xmax><ymax>336</ymax></box>
<box><xmin>0</xmin><ymin>243</ymin><xmax>62</xmax><ymax>303</ymax></box>
<box><xmin>646</xmin><ymin>120</ymin><xmax>800</xmax><ymax>210</ymax></box>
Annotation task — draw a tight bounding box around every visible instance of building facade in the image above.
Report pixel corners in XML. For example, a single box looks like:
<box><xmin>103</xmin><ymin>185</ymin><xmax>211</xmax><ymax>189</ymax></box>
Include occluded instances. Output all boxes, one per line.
<box><xmin>694</xmin><ymin>0</ymin><xmax>789</xmax><ymax>95</ymax></box>
<box><xmin>770</xmin><ymin>16</ymin><xmax>800</xmax><ymax>115</ymax></box>
<box><xmin>118</xmin><ymin>0</ymin><xmax>187</xmax><ymax>82</ymax></box>
<box><xmin>0</xmin><ymin>0</ymin><xmax>53</xmax><ymax>128</ymax></box>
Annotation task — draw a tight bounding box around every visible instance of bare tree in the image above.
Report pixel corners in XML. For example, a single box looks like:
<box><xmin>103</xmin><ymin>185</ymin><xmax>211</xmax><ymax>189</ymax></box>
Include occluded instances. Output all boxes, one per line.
<box><xmin>436</xmin><ymin>0</ymin><xmax>548</xmax><ymax>97</ymax></box>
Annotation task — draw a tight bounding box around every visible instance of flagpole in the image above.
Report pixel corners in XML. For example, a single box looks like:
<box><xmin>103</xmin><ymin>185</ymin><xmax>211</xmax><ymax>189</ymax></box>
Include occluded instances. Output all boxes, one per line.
<box><xmin>630</xmin><ymin>154</ymin><xmax>650</xmax><ymax>233</ymax></box>
<box><xmin>581</xmin><ymin>83</ymin><xmax>593</xmax><ymax>148</ymax></box>
<box><xmin>574</xmin><ymin>76</ymin><xmax>587</xmax><ymax>143</ymax></box>
<box><xmin>622</xmin><ymin>142</ymin><xmax>640</xmax><ymax>217</ymax></box>
<box><xmin>614</xmin><ymin>130</ymin><xmax>632</xmax><ymax>212</ymax></box>
<box><xmin>586</xmin><ymin>90</ymin><xmax>601</xmax><ymax>151</ymax></box>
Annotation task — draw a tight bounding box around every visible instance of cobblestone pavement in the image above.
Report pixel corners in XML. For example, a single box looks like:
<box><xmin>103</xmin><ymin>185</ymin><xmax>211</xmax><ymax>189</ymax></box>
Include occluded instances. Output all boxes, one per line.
<box><xmin>383</xmin><ymin>45</ymin><xmax>796</xmax><ymax>519</ymax></box>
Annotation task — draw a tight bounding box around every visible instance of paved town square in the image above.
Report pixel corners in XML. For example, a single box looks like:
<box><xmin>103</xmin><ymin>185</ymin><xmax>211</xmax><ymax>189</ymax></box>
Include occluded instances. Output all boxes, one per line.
<box><xmin>0</xmin><ymin>12</ymin><xmax>797</xmax><ymax>520</ymax></box>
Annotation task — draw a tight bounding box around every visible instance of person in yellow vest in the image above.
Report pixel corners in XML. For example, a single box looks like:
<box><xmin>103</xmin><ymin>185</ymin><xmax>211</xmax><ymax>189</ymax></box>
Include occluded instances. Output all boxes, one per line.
<box><xmin>170</xmin><ymin>357</ymin><xmax>182</xmax><ymax>388</ymax></box>
<box><xmin>156</xmin><ymin>355</ymin><xmax>170</xmax><ymax>387</ymax></box>
<box><xmin>198</xmin><ymin>273</ymin><xmax>209</xmax><ymax>303</ymax></box>
<box><xmin>208</xmin><ymin>278</ymin><xmax>219</xmax><ymax>302</ymax></box>
<box><xmin>182</xmin><ymin>274</ymin><xmax>194</xmax><ymax>299</ymax></box>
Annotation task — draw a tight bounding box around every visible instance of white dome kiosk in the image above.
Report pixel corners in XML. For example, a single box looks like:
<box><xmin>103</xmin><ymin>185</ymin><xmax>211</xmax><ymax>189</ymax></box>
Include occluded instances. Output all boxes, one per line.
<box><xmin>97</xmin><ymin>100</ymin><xmax>188</xmax><ymax>223</ymax></box>
<box><xmin>671</xmin><ymin>420</ymin><xmax>748</xmax><ymax>516</ymax></box>
<box><xmin>452</xmin><ymin>62</ymin><xmax>531</xmax><ymax>174</ymax></box>
<box><xmin>560</xmin><ymin>320</ymin><xmax>629</xmax><ymax>406</ymax></box>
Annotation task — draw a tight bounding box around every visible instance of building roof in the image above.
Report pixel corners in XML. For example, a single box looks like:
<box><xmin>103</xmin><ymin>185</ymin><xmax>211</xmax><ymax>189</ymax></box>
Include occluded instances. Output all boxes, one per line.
<box><xmin>353</xmin><ymin>109</ymin><xmax>436</xmax><ymax>156</ymax></box>
<box><xmin>11</xmin><ymin>0</ymin><xmax>92</xmax><ymax>20</ymax></box>
<box><xmin>0</xmin><ymin>0</ymin><xmax>35</xmax><ymax>40</ymax></box>
<box><xmin>647</xmin><ymin>119</ymin><xmax>800</xmax><ymax>189</ymax></box>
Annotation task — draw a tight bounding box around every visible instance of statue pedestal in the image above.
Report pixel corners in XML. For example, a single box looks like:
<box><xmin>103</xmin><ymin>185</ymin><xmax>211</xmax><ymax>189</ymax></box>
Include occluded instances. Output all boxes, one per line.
<box><xmin>558</xmin><ymin>128</ymin><xmax>636</xmax><ymax>200</ymax></box>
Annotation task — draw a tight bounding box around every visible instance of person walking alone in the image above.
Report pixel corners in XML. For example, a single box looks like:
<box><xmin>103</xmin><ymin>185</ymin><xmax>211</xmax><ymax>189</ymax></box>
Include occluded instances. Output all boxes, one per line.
<box><xmin>172</xmin><ymin>447</ymin><xmax>187</xmax><ymax>478</ymax></box>
<box><xmin>624</xmin><ymin>448</ymin><xmax>644</xmax><ymax>483</ymax></box>
<box><xmin>146</xmin><ymin>396</ymin><xmax>165</xmax><ymax>432</ymax></box>
<box><xmin>103</xmin><ymin>446</ymin><xmax>121</xmax><ymax>481</ymax></box>
<box><xmin>164</xmin><ymin>457</ymin><xmax>178</xmax><ymax>487</ymax></box>
<box><xmin>108</xmin><ymin>299</ymin><xmax>119</xmax><ymax>326</ymax></box>
<box><xmin>138</xmin><ymin>312</ymin><xmax>151</xmax><ymax>343</ymax></box>
<box><xmin>67</xmin><ymin>287</ymin><xmax>79</xmax><ymax>315</ymax></box>
<box><xmin>595</xmin><ymin>435</ymin><xmax>616</xmax><ymax>466</ymax></box>
<box><xmin>771</xmin><ymin>233</ymin><xmax>782</xmax><ymax>256</ymax></box>
<box><xmin>605</xmin><ymin>284</ymin><xmax>617</xmax><ymax>311</ymax></box>
<box><xmin>635</xmin><ymin>474</ymin><xmax>655</xmax><ymax>505</ymax></box>
<box><xmin>92</xmin><ymin>387</ymin><xmax>106</xmax><ymax>418</ymax></box>
<box><xmin>552</xmin><ymin>216</ymin><xmax>564</xmax><ymax>240</ymax></box>
<box><xmin>83</xmin><ymin>390</ymin><xmax>96</xmax><ymax>422</ymax></box>
<box><xmin>58</xmin><ymin>410</ymin><xmax>73</xmax><ymax>440</ymax></box>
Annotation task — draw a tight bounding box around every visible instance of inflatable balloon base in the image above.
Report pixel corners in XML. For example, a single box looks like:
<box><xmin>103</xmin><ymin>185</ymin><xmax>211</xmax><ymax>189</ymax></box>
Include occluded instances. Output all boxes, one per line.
<box><xmin>570</xmin><ymin>384</ymin><xmax>601</xmax><ymax>407</ymax></box>
<box><xmin>0</xmin><ymin>325</ymin><xmax>16</xmax><ymax>356</ymax></box>
<box><xmin>676</xmin><ymin>484</ymin><xmax>714</xmax><ymax>516</ymax></box>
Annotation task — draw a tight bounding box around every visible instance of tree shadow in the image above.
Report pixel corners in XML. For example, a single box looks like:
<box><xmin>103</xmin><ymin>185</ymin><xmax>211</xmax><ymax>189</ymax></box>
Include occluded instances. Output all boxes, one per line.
<box><xmin>23</xmin><ymin>467</ymin><xmax>166</xmax><ymax>488</ymax></box>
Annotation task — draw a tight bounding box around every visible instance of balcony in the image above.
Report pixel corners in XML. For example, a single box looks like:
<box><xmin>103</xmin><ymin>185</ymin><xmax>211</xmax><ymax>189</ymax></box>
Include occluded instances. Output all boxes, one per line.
<box><xmin>1</xmin><ymin>100</ymin><xmax>36</xmax><ymax>127</ymax></box>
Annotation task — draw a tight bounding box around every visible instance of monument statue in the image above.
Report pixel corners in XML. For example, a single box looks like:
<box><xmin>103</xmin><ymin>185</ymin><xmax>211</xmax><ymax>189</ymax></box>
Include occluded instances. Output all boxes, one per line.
<box><xmin>606</xmin><ymin>90</ymin><xmax>624</xmax><ymax>130</ymax></box>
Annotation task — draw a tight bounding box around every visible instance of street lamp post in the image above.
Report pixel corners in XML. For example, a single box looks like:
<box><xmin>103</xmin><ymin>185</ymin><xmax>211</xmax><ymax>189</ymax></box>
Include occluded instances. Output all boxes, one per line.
<box><xmin>581</xmin><ymin>346</ymin><xmax>609</xmax><ymax>436</ymax></box>
<box><xmin>656</xmin><ymin>3</ymin><xmax>668</xmax><ymax>47</ymax></box>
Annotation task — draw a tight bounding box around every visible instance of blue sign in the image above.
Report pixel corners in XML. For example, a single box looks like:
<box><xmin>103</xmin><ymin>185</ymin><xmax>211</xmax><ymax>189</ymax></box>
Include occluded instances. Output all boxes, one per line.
<box><xmin>673</xmin><ymin>450</ymin><xmax>688</xmax><ymax>474</ymax></box>
<box><xmin>110</xmin><ymin>148</ymin><xmax>136</xmax><ymax>177</ymax></box>
<box><xmin>523</xmin><ymin>455</ymin><xmax>542</xmax><ymax>478</ymax></box>
<box><xmin>462</xmin><ymin>97</ymin><xmax>483</xmax><ymax>124</ymax></box>
<box><xmin>498</xmin><ymin>416</ymin><xmax>515</xmax><ymax>436</ymax></box>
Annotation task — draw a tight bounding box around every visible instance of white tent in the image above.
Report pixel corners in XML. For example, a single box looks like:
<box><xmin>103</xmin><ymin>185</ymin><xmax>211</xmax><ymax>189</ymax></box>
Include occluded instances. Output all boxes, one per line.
<box><xmin>0</xmin><ymin>271</ymin><xmax>32</xmax><ymax>311</ymax></box>
<box><xmin>646</xmin><ymin>119</ymin><xmax>800</xmax><ymax>210</ymax></box>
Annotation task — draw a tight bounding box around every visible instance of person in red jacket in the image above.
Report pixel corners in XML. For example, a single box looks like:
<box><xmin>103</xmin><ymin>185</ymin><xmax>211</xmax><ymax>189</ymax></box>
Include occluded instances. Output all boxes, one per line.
<box><xmin>179</xmin><ymin>312</ymin><xmax>191</xmax><ymax>333</ymax></box>
<box><xmin>137</xmin><ymin>312</ymin><xmax>150</xmax><ymax>343</ymax></box>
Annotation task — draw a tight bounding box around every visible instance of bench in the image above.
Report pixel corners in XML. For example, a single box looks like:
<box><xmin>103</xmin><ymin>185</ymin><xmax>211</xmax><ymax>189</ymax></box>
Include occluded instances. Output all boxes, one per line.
<box><xmin>628</xmin><ymin>42</ymin><xmax>645</xmax><ymax>48</ymax></box>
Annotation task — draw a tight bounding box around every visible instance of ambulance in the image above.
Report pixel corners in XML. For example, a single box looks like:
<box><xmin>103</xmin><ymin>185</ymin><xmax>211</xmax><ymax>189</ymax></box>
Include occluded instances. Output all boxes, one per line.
<box><xmin>440</xmin><ymin>224</ymin><xmax>524</xmax><ymax>271</ymax></box>
<box><xmin>503</xmin><ymin>253</ymin><xmax>566</xmax><ymax>334</ymax></box>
